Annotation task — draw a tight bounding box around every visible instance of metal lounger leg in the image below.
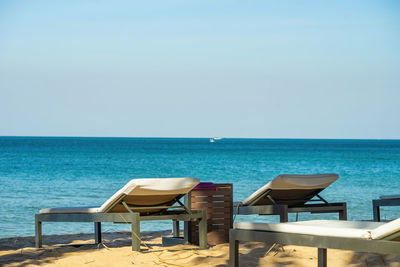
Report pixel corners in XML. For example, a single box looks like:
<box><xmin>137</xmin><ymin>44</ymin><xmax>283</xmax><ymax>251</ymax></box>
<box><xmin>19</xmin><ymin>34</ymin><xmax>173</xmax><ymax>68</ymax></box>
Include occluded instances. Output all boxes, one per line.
<box><xmin>94</xmin><ymin>222</ymin><xmax>102</xmax><ymax>244</ymax></box>
<box><xmin>339</xmin><ymin>203</ymin><xmax>347</xmax><ymax>220</ymax></box>
<box><xmin>198</xmin><ymin>209</ymin><xmax>208</xmax><ymax>249</ymax></box>
<box><xmin>277</xmin><ymin>205</ymin><xmax>288</xmax><ymax>222</ymax></box>
<box><xmin>172</xmin><ymin>220</ymin><xmax>180</xmax><ymax>237</ymax></box>
<box><xmin>184</xmin><ymin>192</ymin><xmax>192</xmax><ymax>244</ymax></box>
<box><xmin>372</xmin><ymin>201</ymin><xmax>381</xmax><ymax>222</ymax></box>
<box><xmin>184</xmin><ymin>221</ymin><xmax>192</xmax><ymax>244</ymax></box>
<box><xmin>131</xmin><ymin>213</ymin><xmax>141</xmax><ymax>251</ymax></box>
<box><xmin>35</xmin><ymin>215</ymin><xmax>42</xmax><ymax>248</ymax></box>
<box><xmin>318</xmin><ymin>248</ymin><xmax>327</xmax><ymax>267</ymax></box>
<box><xmin>229</xmin><ymin>230</ymin><xmax>239</xmax><ymax>267</ymax></box>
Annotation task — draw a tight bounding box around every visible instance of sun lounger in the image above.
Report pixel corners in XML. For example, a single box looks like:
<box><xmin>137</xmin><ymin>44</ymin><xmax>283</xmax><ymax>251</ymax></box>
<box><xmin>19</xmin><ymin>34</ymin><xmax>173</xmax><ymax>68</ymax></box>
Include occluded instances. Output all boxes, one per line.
<box><xmin>35</xmin><ymin>177</ymin><xmax>207</xmax><ymax>251</ymax></box>
<box><xmin>235</xmin><ymin>174</ymin><xmax>347</xmax><ymax>222</ymax></box>
<box><xmin>373</xmin><ymin>194</ymin><xmax>400</xmax><ymax>221</ymax></box>
<box><xmin>230</xmin><ymin>219</ymin><xmax>400</xmax><ymax>267</ymax></box>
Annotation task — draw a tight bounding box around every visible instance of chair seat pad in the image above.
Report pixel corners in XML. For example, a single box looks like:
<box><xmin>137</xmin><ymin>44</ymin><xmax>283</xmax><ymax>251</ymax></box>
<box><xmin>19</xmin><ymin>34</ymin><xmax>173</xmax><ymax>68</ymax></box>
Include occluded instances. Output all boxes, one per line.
<box><xmin>234</xmin><ymin>220</ymin><xmax>397</xmax><ymax>240</ymax></box>
<box><xmin>40</xmin><ymin>206</ymin><xmax>101</xmax><ymax>214</ymax></box>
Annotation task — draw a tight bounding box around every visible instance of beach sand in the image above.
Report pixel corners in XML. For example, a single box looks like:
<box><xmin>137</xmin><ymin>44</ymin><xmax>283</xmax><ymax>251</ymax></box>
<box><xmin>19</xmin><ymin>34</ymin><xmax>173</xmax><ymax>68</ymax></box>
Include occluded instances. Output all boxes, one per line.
<box><xmin>1</xmin><ymin>231</ymin><xmax>399</xmax><ymax>267</ymax></box>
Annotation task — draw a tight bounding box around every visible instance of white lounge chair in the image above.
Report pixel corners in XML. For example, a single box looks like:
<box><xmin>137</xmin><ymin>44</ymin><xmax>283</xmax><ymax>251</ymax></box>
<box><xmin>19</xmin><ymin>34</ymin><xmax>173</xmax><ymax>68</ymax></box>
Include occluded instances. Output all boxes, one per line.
<box><xmin>236</xmin><ymin>174</ymin><xmax>347</xmax><ymax>222</ymax></box>
<box><xmin>35</xmin><ymin>177</ymin><xmax>207</xmax><ymax>251</ymax></box>
<box><xmin>230</xmin><ymin>219</ymin><xmax>400</xmax><ymax>267</ymax></box>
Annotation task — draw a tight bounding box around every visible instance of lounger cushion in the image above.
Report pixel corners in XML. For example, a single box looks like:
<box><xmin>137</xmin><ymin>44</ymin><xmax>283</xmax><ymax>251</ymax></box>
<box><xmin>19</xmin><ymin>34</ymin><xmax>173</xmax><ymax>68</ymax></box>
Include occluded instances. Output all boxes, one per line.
<box><xmin>234</xmin><ymin>218</ymin><xmax>400</xmax><ymax>240</ymax></box>
<box><xmin>39</xmin><ymin>206</ymin><xmax>101</xmax><ymax>214</ymax></box>
<box><xmin>40</xmin><ymin>177</ymin><xmax>200</xmax><ymax>214</ymax></box>
<box><xmin>241</xmin><ymin>174</ymin><xmax>339</xmax><ymax>206</ymax></box>
<box><xmin>371</xmin><ymin>218</ymin><xmax>400</xmax><ymax>239</ymax></box>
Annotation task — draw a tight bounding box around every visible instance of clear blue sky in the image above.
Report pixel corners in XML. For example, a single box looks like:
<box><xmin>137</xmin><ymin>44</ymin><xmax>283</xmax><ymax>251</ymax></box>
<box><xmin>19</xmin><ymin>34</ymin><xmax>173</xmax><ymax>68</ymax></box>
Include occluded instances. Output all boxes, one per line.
<box><xmin>1</xmin><ymin>0</ymin><xmax>399</xmax><ymax>138</ymax></box>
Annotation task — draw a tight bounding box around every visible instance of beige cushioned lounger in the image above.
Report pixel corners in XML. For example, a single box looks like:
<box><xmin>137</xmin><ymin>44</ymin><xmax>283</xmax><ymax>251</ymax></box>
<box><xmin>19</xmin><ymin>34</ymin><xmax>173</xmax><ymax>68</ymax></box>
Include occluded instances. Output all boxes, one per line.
<box><xmin>230</xmin><ymin>219</ymin><xmax>400</xmax><ymax>266</ymax></box>
<box><xmin>40</xmin><ymin>177</ymin><xmax>200</xmax><ymax>214</ymax></box>
<box><xmin>241</xmin><ymin>174</ymin><xmax>338</xmax><ymax>206</ymax></box>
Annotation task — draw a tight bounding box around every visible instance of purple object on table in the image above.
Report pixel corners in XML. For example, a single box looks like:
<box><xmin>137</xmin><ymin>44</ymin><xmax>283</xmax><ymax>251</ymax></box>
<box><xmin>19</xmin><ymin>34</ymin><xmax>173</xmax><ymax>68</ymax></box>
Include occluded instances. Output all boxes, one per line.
<box><xmin>193</xmin><ymin>182</ymin><xmax>217</xmax><ymax>190</ymax></box>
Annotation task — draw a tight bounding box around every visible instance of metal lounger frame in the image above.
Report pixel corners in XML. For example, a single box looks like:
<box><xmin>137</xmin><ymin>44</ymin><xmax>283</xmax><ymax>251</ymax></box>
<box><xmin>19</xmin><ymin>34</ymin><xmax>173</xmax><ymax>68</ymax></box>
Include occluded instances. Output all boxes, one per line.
<box><xmin>229</xmin><ymin>228</ymin><xmax>400</xmax><ymax>267</ymax></box>
<box><xmin>236</xmin><ymin>193</ymin><xmax>347</xmax><ymax>222</ymax></box>
<box><xmin>35</xmin><ymin>192</ymin><xmax>207</xmax><ymax>251</ymax></box>
<box><xmin>373</xmin><ymin>198</ymin><xmax>400</xmax><ymax>222</ymax></box>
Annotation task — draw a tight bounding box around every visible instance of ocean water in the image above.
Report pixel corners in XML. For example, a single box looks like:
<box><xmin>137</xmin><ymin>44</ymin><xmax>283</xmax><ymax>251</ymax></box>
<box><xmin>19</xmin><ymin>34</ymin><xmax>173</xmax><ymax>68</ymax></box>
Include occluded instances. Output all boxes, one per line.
<box><xmin>1</xmin><ymin>137</ymin><xmax>400</xmax><ymax>239</ymax></box>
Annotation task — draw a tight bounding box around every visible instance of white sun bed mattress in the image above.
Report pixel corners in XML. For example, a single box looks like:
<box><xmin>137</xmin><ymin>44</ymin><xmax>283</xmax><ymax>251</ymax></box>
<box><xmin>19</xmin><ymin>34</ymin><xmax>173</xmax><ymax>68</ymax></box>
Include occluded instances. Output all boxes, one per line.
<box><xmin>40</xmin><ymin>177</ymin><xmax>200</xmax><ymax>214</ymax></box>
<box><xmin>241</xmin><ymin>173</ymin><xmax>339</xmax><ymax>206</ymax></box>
<box><xmin>234</xmin><ymin>218</ymin><xmax>400</xmax><ymax>240</ymax></box>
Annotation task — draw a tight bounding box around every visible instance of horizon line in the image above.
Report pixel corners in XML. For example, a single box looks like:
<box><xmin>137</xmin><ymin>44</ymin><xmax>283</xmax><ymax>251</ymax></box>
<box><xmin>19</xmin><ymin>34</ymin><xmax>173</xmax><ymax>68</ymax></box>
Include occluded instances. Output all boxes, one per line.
<box><xmin>1</xmin><ymin>135</ymin><xmax>399</xmax><ymax>141</ymax></box>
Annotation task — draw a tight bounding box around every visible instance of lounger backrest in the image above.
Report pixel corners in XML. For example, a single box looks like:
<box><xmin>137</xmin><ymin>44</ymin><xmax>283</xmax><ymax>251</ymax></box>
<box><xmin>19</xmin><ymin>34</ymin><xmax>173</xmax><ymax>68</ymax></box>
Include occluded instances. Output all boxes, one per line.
<box><xmin>371</xmin><ymin>218</ymin><xmax>400</xmax><ymax>240</ymax></box>
<box><xmin>241</xmin><ymin>174</ymin><xmax>338</xmax><ymax>207</ymax></box>
<box><xmin>99</xmin><ymin>177</ymin><xmax>200</xmax><ymax>213</ymax></box>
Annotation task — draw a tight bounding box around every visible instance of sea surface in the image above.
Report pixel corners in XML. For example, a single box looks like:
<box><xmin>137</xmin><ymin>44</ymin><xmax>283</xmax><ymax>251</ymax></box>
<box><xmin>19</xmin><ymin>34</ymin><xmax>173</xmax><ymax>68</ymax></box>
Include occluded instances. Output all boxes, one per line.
<box><xmin>1</xmin><ymin>137</ymin><xmax>400</xmax><ymax>239</ymax></box>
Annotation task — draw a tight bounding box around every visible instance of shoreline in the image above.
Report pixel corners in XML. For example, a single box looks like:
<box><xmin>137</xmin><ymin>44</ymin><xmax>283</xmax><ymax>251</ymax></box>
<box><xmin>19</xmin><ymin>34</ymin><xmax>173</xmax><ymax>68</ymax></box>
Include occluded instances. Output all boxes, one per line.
<box><xmin>1</xmin><ymin>231</ymin><xmax>400</xmax><ymax>267</ymax></box>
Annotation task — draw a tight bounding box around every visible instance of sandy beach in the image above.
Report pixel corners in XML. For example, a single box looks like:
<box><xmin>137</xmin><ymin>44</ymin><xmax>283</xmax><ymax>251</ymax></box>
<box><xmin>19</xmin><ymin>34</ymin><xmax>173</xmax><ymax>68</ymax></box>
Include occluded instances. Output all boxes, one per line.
<box><xmin>1</xmin><ymin>231</ymin><xmax>399</xmax><ymax>267</ymax></box>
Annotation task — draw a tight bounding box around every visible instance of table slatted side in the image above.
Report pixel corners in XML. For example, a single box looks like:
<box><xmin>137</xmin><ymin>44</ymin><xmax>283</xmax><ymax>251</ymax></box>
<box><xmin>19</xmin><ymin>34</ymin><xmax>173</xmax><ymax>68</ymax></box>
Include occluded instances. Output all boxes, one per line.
<box><xmin>190</xmin><ymin>183</ymin><xmax>233</xmax><ymax>245</ymax></box>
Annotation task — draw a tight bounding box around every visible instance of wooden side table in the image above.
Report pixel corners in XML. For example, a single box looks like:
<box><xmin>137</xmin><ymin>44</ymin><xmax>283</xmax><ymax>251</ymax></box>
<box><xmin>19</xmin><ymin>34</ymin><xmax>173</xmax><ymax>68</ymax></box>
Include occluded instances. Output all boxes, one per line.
<box><xmin>163</xmin><ymin>183</ymin><xmax>233</xmax><ymax>246</ymax></box>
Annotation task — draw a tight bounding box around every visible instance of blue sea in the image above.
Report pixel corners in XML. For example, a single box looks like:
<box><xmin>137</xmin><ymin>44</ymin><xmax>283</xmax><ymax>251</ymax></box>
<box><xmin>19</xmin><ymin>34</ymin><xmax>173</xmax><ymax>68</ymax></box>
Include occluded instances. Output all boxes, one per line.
<box><xmin>1</xmin><ymin>137</ymin><xmax>400</xmax><ymax>239</ymax></box>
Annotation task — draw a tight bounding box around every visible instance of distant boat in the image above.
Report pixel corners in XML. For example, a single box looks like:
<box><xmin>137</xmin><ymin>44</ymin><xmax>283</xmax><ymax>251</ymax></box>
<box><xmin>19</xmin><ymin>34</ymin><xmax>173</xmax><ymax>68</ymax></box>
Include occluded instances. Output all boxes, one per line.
<box><xmin>209</xmin><ymin>137</ymin><xmax>222</xmax><ymax>143</ymax></box>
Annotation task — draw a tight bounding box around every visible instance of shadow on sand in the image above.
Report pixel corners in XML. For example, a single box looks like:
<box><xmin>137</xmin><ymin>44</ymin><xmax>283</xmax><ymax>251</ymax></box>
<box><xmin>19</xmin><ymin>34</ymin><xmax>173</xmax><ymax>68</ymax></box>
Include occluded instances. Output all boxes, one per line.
<box><xmin>0</xmin><ymin>232</ymin><xmax>304</xmax><ymax>267</ymax></box>
<box><xmin>0</xmin><ymin>230</ymin><xmax>169</xmax><ymax>267</ymax></box>
<box><xmin>3</xmin><ymin>232</ymin><xmax>400</xmax><ymax>267</ymax></box>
